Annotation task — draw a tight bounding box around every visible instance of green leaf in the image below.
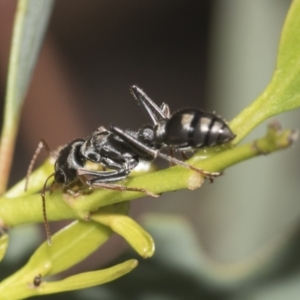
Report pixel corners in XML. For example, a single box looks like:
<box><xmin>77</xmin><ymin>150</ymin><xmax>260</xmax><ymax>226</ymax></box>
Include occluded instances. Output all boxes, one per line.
<box><xmin>0</xmin><ymin>220</ymin><xmax>112</xmax><ymax>289</ymax></box>
<box><xmin>41</xmin><ymin>260</ymin><xmax>138</xmax><ymax>294</ymax></box>
<box><xmin>230</xmin><ymin>0</ymin><xmax>300</xmax><ymax>143</ymax></box>
<box><xmin>92</xmin><ymin>210</ymin><xmax>155</xmax><ymax>258</ymax></box>
<box><xmin>0</xmin><ymin>0</ymin><xmax>55</xmax><ymax>193</ymax></box>
<box><xmin>1</xmin><ymin>260</ymin><xmax>138</xmax><ymax>300</ymax></box>
<box><xmin>0</xmin><ymin>121</ymin><xmax>296</xmax><ymax>231</ymax></box>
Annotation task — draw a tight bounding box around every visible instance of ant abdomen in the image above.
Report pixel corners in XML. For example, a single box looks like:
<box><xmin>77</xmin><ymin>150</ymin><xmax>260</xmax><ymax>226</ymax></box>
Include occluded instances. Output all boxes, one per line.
<box><xmin>156</xmin><ymin>108</ymin><xmax>235</xmax><ymax>149</ymax></box>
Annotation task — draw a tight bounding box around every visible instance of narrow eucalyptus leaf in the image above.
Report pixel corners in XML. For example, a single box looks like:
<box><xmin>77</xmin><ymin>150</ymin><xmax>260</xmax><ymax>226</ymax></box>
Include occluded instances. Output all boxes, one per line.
<box><xmin>0</xmin><ymin>0</ymin><xmax>55</xmax><ymax>192</ymax></box>
<box><xmin>38</xmin><ymin>259</ymin><xmax>138</xmax><ymax>294</ymax></box>
<box><xmin>0</xmin><ymin>260</ymin><xmax>138</xmax><ymax>300</ymax></box>
<box><xmin>6</xmin><ymin>0</ymin><xmax>54</xmax><ymax>108</ymax></box>
<box><xmin>28</xmin><ymin>220</ymin><xmax>112</xmax><ymax>277</ymax></box>
<box><xmin>0</xmin><ymin>221</ymin><xmax>112</xmax><ymax>289</ymax></box>
<box><xmin>93</xmin><ymin>213</ymin><xmax>155</xmax><ymax>258</ymax></box>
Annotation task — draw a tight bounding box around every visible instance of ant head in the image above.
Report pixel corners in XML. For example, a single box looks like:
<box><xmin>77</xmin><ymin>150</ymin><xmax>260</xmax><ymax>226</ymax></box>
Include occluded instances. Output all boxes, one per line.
<box><xmin>53</xmin><ymin>139</ymin><xmax>86</xmax><ymax>186</ymax></box>
<box><xmin>54</xmin><ymin>164</ymin><xmax>78</xmax><ymax>187</ymax></box>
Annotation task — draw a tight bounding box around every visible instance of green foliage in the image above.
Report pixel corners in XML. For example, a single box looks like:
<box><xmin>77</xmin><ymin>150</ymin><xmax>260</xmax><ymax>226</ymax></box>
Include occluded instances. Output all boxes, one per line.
<box><xmin>230</xmin><ymin>0</ymin><xmax>300</xmax><ymax>142</ymax></box>
<box><xmin>0</xmin><ymin>0</ymin><xmax>55</xmax><ymax>194</ymax></box>
<box><xmin>0</xmin><ymin>0</ymin><xmax>300</xmax><ymax>299</ymax></box>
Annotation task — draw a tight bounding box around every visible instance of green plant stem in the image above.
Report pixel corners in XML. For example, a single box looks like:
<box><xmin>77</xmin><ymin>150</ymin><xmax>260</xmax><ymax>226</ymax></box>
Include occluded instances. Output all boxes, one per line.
<box><xmin>0</xmin><ymin>122</ymin><xmax>296</xmax><ymax>229</ymax></box>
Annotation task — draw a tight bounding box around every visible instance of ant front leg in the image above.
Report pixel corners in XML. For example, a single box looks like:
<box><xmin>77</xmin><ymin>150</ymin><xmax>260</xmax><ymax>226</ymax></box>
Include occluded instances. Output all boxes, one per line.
<box><xmin>77</xmin><ymin>168</ymin><xmax>158</xmax><ymax>198</ymax></box>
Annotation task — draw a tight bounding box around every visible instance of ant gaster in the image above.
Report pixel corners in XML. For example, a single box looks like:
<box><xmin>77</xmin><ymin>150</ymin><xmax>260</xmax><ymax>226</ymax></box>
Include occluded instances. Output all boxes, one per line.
<box><xmin>26</xmin><ymin>85</ymin><xmax>235</xmax><ymax>245</ymax></box>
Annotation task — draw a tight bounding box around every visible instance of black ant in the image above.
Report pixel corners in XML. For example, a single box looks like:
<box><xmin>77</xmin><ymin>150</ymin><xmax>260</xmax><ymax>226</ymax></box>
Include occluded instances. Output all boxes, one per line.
<box><xmin>25</xmin><ymin>85</ymin><xmax>235</xmax><ymax>245</ymax></box>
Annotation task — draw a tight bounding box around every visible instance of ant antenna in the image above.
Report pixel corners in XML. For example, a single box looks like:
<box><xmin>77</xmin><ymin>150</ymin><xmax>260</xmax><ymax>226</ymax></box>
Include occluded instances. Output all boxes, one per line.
<box><xmin>25</xmin><ymin>139</ymin><xmax>51</xmax><ymax>192</ymax></box>
<box><xmin>41</xmin><ymin>172</ymin><xmax>55</xmax><ymax>246</ymax></box>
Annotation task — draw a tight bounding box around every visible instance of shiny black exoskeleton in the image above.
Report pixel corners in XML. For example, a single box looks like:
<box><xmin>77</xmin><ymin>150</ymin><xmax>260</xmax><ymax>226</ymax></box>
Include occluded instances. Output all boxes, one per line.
<box><xmin>149</xmin><ymin>108</ymin><xmax>234</xmax><ymax>148</ymax></box>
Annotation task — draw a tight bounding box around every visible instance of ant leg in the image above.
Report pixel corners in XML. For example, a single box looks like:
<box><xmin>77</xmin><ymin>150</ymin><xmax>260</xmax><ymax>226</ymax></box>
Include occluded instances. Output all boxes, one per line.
<box><xmin>77</xmin><ymin>168</ymin><xmax>158</xmax><ymax>197</ymax></box>
<box><xmin>154</xmin><ymin>151</ymin><xmax>221</xmax><ymax>178</ymax></box>
<box><xmin>130</xmin><ymin>85</ymin><xmax>170</xmax><ymax>124</ymax></box>
<box><xmin>110</xmin><ymin>125</ymin><xmax>221</xmax><ymax>179</ymax></box>
<box><xmin>169</xmin><ymin>148</ymin><xmax>175</xmax><ymax>166</ymax></box>
<box><xmin>168</xmin><ymin>148</ymin><xmax>189</xmax><ymax>166</ymax></box>
<box><xmin>160</xmin><ymin>102</ymin><xmax>171</xmax><ymax>118</ymax></box>
<box><xmin>168</xmin><ymin>148</ymin><xmax>190</xmax><ymax>166</ymax></box>
<box><xmin>87</xmin><ymin>181</ymin><xmax>158</xmax><ymax>198</ymax></box>
<box><xmin>77</xmin><ymin>169</ymin><xmax>129</xmax><ymax>182</ymax></box>
<box><xmin>181</xmin><ymin>150</ymin><xmax>189</xmax><ymax>161</ymax></box>
<box><xmin>25</xmin><ymin>139</ymin><xmax>53</xmax><ymax>192</ymax></box>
